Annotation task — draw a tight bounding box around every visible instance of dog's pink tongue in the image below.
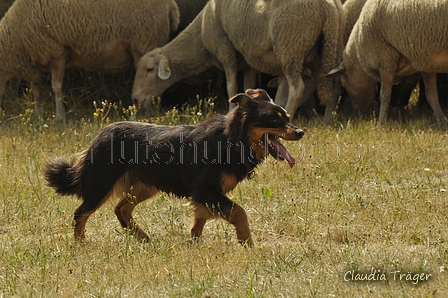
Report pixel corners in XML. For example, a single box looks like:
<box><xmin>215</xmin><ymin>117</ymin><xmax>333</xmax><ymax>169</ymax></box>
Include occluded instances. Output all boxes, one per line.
<box><xmin>271</xmin><ymin>138</ymin><xmax>296</xmax><ymax>168</ymax></box>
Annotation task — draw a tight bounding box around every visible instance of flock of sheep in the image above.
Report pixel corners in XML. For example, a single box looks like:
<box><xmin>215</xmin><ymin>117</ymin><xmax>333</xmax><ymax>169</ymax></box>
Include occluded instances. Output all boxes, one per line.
<box><xmin>0</xmin><ymin>0</ymin><xmax>448</xmax><ymax>126</ymax></box>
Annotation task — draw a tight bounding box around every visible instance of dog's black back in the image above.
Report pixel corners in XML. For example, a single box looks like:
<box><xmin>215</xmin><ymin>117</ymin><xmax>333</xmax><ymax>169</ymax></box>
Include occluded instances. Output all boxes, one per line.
<box><xmin>45</xmin><ymin>89</ymin><xmax>304</xmax><ymax>246</ymax></box>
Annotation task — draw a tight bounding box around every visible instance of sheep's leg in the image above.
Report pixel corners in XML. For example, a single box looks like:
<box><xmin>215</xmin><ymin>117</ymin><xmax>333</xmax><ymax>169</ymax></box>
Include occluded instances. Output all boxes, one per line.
<box><xmin>276</xmin><ymin>77</ymin><xmax>289</xmax><ymax>107</ymax></box>
<box><xmin>377</xmin><ymin>71</ymin><xmax>395</xmax><ymax>126</ymax></box>
<box><xmin>30</xmin><ymin>82</ymin><xmax>44</xmax><ymax>116</ymax></box>
<box><xmin>323</xmin><ymin>97</ymin><xmax>338</xmax><ymax>123</ymax></box>
<box><xmin>273</xmin><ymin>74</ymin><xmax>318</xmax><ymax>109</ymax></box>
<box><xmin>50</xmin><ymin>57</ymin><xmax>67</xmax><ymax>122</ymax></box>
<box><xmin>0</xmin><ymin>75</ymin><xmax>8</xmax><ymax>111</ymax></box>
<box><xmin>269</xmin><ymin>76</ymin><xmax>289</xmax><ymax>107</ymax></box>
<box><xmin>322</xmin><ymin>86</ymin><xmax>339</xmax><ymax>123</ymax></box>
<box><xmin>302</xmin><ymin>74</ymin><xmax>318</xmax><ymax>107</ymax></box>
<box><xmin>224</xmin><ymin>67</ymin><xmax>239</xmax><ymax>111</ymax></box>
<box><xmin>421</xmin><ymin>72</ymin><xmax>448</xmax><ymax>128</ymax></box>
<box><xmin>284</xmin><ymin>74</ymin><xmax>306</xmax><ymax>117</ymax></box>
<box><xmin>243</xmin><ymin>67</ymin><xmax>257</xmax><ymax>91</ymax></box>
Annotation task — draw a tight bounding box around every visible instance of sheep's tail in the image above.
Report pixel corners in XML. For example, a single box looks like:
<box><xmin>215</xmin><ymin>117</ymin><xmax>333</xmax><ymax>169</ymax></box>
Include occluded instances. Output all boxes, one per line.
<box><xmin>169</xmin><ymin>0</ymin><xmax>180</xmax><ymax>33</ymax></box>
<box><xmin>317</xmin><ymin>0</ymin><xmax>345</xmax><ymax>108</ymax></box>
<box><xmin>44</xmin><ymin>156</ymin><xmax>81</xmax><ymax>196</ymax></box>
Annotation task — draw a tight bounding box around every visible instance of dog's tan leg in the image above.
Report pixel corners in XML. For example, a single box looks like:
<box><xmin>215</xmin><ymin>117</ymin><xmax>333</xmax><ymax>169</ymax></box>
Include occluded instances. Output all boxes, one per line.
<box><xmin>73</xmin><ymin>191</ymin><xmax>113</xmax><ymax>240</ymax></box>
<box><xmin>222</xmin><ymin>203</ymin><xmax>253</xmax><ymax>247</ymax></box>
<box><xmin>73</xmin><ymin>208</ymin><xmax>92</xmax><ymax>240</ymax></box>
<box><xmin>114</xmin><ymin>182</ymin><xmax>158</xmax><ymax>242</ymax></box>
<box><xmin>191</xmin><ymin>193</ymin><xmax>253</xmax><ymax>247</ymax></box>
<box><xmin>190</xmin><ymin>202</ymin><xmax>214</xmax><ymax>240</ymax></box>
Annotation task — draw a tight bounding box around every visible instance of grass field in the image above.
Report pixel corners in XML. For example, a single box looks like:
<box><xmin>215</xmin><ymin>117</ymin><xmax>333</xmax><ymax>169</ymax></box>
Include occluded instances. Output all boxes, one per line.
<box><xmin>0</xmin><ymin>93</ymin><xmax>447</xmax><ymax>297</ymax></box>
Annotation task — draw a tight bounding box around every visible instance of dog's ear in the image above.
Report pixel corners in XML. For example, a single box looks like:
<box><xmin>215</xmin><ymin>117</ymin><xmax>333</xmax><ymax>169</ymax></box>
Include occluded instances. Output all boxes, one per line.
<box><xmin>228</xmin><ymin>93</ymin><xmax>253</xmax><ymax>109</ymax></box>
<box><xmin>245</xmin><ymin>89</ymin><xmax>273</xmax><ymax>103</ymax></box>
<box><xmin>229</xmin><ymin>89</ymin><xmax>273</xmax><ymax>109</ymax></box>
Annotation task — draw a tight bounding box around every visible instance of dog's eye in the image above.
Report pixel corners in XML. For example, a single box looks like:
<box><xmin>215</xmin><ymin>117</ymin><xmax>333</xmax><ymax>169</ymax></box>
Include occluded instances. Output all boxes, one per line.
<box><xmin>271</xmin><ymin>112</ymin><xmax>285</xmax><ymax>122</ymax></box>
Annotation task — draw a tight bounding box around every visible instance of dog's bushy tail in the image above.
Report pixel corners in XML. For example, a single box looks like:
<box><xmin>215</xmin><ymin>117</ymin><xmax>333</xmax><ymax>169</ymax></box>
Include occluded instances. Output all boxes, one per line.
<box><xmin>44</xmin><ymin>157</ymin><xmax>80</xmax><ymax>196</ymax></box>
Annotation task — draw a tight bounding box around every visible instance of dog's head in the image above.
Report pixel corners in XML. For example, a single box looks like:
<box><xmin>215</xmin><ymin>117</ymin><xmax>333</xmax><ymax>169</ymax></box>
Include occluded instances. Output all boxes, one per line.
<box><xmin>227</xmin><ymin>89</ymin><xmax>304</xmax><ymax>167</ymax></box>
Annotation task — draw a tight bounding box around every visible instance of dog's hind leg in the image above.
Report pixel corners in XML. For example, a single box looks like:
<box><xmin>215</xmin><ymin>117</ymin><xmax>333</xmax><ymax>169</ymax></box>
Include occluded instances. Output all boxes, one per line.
<box><xmin>191</xmin><ymin>192</ymin><xmax>254</xmax><ymax>247</ymax></box>
<box><xmin>73</xmin><ymin>164</ymin><xmax>127</xmax><ymax>240</ymax></box>
<box><xmin>114</xmin><ymin>177</ymin><xmax>159</xmax><ymax>242</ymax></box>
<box><xmin>73</xmin><ymin>190</ymin><xmax>114</xmax><ymax>240</ymax></box>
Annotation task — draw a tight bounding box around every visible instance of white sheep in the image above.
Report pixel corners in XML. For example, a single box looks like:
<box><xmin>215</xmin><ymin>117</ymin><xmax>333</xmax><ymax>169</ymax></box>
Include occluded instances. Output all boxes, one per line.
<box><xmin>328</xmin><ymin>0</ymin><xmax>448</xmax><ymax>127</ymax></box>
<box><xmin>340</xmin><ymin>0</ymin><xmax>420</xmax><ymax>114</ymax></box>
<box><xmin>132</xmin><ymin>0</ymin><xmax>345</xmax><ymax>120</ymax></box>
<box><xmin>0</xmin><ymin>0</ymin><xmax>180</xmax><ymax>121</ymax></box>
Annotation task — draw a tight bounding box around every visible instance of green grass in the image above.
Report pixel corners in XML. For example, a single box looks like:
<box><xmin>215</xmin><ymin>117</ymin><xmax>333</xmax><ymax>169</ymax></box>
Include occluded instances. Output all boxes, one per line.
<box><xmin>0</xmin><ymin>93</ymin><xmax>447</xmax><ymax>297</ymax></box>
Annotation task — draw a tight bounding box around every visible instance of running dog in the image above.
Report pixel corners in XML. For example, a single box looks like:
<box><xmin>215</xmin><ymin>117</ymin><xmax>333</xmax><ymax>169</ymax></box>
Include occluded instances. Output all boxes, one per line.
<box><xmin>44</xmin><ymin>89</ymin><xmax>304</xmax><ymax>247</ymax></box>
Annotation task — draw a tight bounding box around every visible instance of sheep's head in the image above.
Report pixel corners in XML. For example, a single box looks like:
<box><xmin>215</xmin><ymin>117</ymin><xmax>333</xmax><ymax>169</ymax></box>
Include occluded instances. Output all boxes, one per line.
<box><xmin>132</xmin><ymin>50</ymin><xmax>174</xmax><ymax>109</ymax></box>
<box><xmin>326</xmin><ymin>59</ymin><xmax>377</xmax><ymax>115</ymax></box>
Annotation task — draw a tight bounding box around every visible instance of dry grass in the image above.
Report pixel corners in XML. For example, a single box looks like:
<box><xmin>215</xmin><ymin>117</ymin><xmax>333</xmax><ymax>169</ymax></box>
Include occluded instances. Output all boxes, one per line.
<box><xmin>0</xmin><ymin>96</ymin><xmax>447</xmax><ymax>297</ymax></box>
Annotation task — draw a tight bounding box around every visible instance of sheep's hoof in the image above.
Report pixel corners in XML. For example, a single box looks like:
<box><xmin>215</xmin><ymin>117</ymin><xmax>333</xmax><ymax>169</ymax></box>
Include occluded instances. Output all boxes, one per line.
<box><xmin>437</xmin><ymin>117</ymin><xmax>448</xmax><ymax>130</ymax></box>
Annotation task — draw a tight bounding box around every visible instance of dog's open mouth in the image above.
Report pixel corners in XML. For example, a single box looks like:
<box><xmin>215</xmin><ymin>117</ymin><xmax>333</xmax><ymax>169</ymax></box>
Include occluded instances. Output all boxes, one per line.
<box><xmin>265</xmin><ymin>133</ymin><xmax>296</xmax><ymax>168</ymax></box>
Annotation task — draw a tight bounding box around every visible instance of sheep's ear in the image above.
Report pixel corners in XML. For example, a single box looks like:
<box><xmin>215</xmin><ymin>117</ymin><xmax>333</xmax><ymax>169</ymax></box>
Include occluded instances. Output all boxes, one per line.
<box><xmin>325</xmin><ymin>63</ymin><xmax>345</xmax><ymax>78</ymax></box>
<box><xmin>303</xmin><ymin>67</ymin><xmax>313</xmax><ymax>80</ymax></box>
<box><xmin>158</xmin><ymin>56</ymin><xmax>171</xmax><ymax>80</ymax></box>
<box><xmin>267</xmin><ymin>77</ymin><xmax>279</xmax><ymax>88</ymax></box>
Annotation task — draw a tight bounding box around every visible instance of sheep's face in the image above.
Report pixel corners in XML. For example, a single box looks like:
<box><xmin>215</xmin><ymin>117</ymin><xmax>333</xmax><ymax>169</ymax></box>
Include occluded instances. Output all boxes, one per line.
<box><xmin>327</xmin><ymin>63</ymin><xmax>377</xmax><ymax>115</ymax></box>
<box><xmin>341</xmin><ymin>67</ymin><xmax>377</xmax><ymax>114</ymax></box>
<box><xmin>132</xmin><ymin>51</ymin><xmax>174</xmax><ymax>109</ymax></box>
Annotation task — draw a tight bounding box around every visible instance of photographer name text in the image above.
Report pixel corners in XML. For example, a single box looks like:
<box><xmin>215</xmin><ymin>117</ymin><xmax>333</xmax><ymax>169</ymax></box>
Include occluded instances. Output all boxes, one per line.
<box><xmin>343</xmin><ymin>269</ymin><xmax>432</xmax><ymax>284</ymax></box>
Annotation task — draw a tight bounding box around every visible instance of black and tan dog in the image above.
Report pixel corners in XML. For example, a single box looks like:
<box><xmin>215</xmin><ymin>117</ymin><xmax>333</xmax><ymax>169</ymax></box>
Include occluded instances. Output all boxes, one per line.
<box><xmin>44</xmin><ymin>89</ymin><xmax>304</xmax><ymax>246</ymax></box>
